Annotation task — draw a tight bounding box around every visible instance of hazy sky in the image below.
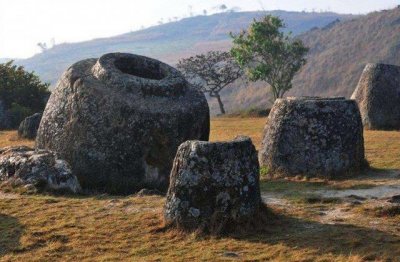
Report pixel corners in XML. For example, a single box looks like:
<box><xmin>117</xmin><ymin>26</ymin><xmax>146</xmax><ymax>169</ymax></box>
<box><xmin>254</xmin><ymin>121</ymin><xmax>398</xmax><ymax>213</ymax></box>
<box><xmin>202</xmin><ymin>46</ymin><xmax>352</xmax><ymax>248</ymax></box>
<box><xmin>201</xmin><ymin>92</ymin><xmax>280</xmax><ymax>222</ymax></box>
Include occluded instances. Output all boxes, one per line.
<box><xmin>0</xmin><ymin>0</ymin><xmax>398</xmax><ymax>58</ymax></box>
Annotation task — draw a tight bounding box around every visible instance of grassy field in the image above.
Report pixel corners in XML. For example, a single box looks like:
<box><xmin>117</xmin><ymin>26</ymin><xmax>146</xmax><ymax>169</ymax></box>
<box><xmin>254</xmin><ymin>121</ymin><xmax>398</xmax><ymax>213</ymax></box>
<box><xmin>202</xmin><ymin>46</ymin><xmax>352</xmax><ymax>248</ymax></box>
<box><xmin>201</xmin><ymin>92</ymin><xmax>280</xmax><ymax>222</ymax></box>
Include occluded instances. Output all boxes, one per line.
<box><xmin>0</xmin><ymin>131</ymin><xmax>34</xmax><ymax>148</ymax></box>
<box><xmin>1</xmin><ymin>117</ymin><xmax>400</xmax><ymax>261</ymax></box>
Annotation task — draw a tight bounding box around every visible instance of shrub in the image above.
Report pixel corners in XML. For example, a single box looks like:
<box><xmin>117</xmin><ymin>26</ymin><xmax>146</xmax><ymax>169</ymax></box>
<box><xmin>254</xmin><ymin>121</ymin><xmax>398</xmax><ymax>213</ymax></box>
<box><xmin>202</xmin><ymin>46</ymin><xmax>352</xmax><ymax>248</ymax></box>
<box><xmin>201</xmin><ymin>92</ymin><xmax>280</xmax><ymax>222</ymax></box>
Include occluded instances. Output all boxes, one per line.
<box><xmin>0</xmin><ymin>61</ymin><xmax>49</xmax><ymax>129</ymax></box>
<box><xmin>8</xmin><ymin>103</ymin><xmax>33</xmax><ymax>128</ymax></box>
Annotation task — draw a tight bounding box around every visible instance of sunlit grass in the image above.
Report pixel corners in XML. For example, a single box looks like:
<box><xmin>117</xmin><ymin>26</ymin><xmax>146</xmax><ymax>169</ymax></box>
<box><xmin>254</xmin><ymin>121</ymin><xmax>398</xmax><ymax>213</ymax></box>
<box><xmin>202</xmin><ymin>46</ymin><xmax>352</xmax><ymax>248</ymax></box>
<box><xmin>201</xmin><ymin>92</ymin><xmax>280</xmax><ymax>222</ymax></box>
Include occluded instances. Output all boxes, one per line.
<box><xmin>211</xmin><ymin>117</ymin><xmax>400</xmax><ymax>170</ymax></box>
<box><xmin>363</xmin><ymin>130</ymin><xmax>400</xmax><ymax>170</ymax></box>
<box><xmin>0</xmin><ymin>131</ymin><xmax>34</xmax><ymax>148</ymax></box>
<box><xmin>1</xmin><ymin>193</ymin><xmax>399</xmax><ymax>261</ymax></box>
<box><xmin>210</xmin><ymin>117</ymin><xmax>265</xmax><ymax>149</ymax></box>
<box><xmin>0</xmin><ymin>118</ymin><xmax>399</xmax><ymax>261</ymax></box>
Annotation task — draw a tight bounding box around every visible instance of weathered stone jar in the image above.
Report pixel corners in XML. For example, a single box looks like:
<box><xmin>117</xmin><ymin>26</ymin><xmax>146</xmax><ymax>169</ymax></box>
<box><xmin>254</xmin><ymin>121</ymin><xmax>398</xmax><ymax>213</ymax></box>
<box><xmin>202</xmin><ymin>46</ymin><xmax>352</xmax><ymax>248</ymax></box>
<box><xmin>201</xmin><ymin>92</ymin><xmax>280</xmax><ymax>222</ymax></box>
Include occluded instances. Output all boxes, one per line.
<box><xmin>36</xmin><ymin>53</ymin><xmax>210</xmax><ymax>194</ymax></box>
<box><xmin>164</xmin><ymin>136</ymin><xmax>261</xmax><ymax>233</ymax></box>
<box><xmin>259</xmin><ymin>97</ymin><xmax>366</xmax><ymax>178</ymax></box>
<box><xmin>18</xmin><ymin>113</ymin><xmax>42</xmax><ymax>139</ymax></box>
<box><xmin>351</xmin><ymin>63</ymin><xmax>400</xmax><ymax>130</ymax></box>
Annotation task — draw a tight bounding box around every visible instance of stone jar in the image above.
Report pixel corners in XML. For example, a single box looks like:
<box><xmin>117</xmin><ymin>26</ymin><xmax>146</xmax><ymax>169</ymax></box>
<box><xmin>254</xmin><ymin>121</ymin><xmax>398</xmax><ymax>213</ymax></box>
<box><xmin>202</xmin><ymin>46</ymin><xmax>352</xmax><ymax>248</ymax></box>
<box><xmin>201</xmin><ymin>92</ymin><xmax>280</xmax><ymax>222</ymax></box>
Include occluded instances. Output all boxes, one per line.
<box><xmin>259</xmin><ymin>97</ymin><xmax>366</xmax><ymax>178</ymax></box>
<box><xmin>164</xmin><ymin>136</ymin><xmax>261</xmax><ymax>233</ymax></box>
<box><xmin>36</xmin><ymin>53</ymin><xmax>210</xmax><ymax>194</ymax></box>
<box><xmin>351</xmin><ymin>63</ymin><xmax>400</xmax><ymax>130</ymax></box>
<box><xmin>18</xmin><ymin>113</ymin><xmax>42</xmax><ymax>139</ymax></box>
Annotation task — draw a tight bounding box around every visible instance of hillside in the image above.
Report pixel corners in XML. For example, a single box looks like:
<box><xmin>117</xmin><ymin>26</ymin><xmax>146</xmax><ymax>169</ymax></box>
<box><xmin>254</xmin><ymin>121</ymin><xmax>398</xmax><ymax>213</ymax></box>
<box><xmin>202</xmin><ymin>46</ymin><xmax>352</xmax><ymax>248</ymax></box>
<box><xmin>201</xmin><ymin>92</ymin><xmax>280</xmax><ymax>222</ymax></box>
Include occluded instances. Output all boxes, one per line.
<box><xmin>9</xmin><ymin>10</ymin><xmax>353</xmax><ymax>89</ymax></box>
<box><xmin>5</xmin><ymin>8</ymin><xmax>400</xmax><ymax>115</ymax></box>
<box><xmin>291</xmin><ymin>7</ymin><xmax>400</xmax><ymax>98</ymax></box>
<box><xmin>214</xmin><ymin>7</ymin><xmax>400</xmax><ymax>113</ymax></box>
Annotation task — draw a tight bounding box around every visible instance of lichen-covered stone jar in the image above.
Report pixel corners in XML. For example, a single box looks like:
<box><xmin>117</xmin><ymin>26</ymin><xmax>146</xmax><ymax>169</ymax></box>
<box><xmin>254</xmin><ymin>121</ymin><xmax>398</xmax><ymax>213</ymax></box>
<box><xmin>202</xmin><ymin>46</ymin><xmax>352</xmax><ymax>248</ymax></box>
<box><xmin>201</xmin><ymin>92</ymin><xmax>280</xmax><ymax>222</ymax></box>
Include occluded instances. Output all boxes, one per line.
<box><xmin>259</xmin><ymin>97</ymin><xmax>366</xmax><ymax>178</ymax></box>
<box><xmin>164</xmin><ymin>136</ymin><xmax>261</xmax><ymax>233</ymax></box>
<box><xmin>36</xmin><ymin>53</ymin><xmax>210</xmax><ymax>194</ymax></box>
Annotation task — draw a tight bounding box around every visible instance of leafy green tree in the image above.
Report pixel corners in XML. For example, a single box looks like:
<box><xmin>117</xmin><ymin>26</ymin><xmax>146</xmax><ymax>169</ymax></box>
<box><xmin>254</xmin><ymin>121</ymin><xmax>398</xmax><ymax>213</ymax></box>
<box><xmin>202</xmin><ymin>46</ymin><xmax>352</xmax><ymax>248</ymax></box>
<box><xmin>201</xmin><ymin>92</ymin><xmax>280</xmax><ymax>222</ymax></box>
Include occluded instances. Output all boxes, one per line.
<box><xmin>230</xmin><ymin>15</ymin><xmax>309</xmax><ymax>101</ymax></box>
<box><xmin>177</xmin><ymin>51</ymin><xmax>243</xmax><ymax>114</ymax></box>
<box><xmin>0</xmin><ymin>61</ymin><xmax>50</xmax><ymax>128</ymax></box>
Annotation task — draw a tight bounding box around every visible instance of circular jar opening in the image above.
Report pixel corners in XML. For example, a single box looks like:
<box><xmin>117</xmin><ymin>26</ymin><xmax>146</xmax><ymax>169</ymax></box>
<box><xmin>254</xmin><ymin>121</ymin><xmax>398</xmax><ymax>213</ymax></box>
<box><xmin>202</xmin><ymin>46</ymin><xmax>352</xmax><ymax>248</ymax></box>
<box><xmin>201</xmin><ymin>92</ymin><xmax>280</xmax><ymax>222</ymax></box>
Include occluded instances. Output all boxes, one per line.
<box><xmin>114</xmin><ymin>57</ymin><xmax>166</xmax><ymax>80</ymax></box>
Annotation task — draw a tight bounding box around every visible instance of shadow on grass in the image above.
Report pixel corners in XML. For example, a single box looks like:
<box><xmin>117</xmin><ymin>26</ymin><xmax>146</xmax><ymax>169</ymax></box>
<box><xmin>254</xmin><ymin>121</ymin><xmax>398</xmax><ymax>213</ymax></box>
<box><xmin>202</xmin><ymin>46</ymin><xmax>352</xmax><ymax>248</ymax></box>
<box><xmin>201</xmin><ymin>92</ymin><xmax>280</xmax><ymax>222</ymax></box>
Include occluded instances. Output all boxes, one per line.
<box><xmin>366</xmin><ymin>167</ymin><xmax>400</xmax><ymax>176</ymax></box>
<box><xmin>0</xmin><ymin>214</ymin><xmax>24</xmax><ymax>256</ymax></box>
<box><xmin>228</xmin><ymin>208</ymin><xmax>400</xmax><ymax>260</ymax></box>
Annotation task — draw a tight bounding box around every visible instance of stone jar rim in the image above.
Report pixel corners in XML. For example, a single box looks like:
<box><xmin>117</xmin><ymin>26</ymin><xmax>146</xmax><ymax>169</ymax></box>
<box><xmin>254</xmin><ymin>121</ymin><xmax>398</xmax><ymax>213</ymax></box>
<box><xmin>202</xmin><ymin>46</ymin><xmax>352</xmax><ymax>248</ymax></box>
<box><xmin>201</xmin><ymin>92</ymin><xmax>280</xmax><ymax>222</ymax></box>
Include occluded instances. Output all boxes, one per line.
<box><xmin>285</xmin><ymin>96</ymin><xmax>346</xmax><ymax>101</ymax></box>
<box><xmin>92</xmin><ymin>52</ymin><xmax>187</xmax><ymax>96</ymax></box>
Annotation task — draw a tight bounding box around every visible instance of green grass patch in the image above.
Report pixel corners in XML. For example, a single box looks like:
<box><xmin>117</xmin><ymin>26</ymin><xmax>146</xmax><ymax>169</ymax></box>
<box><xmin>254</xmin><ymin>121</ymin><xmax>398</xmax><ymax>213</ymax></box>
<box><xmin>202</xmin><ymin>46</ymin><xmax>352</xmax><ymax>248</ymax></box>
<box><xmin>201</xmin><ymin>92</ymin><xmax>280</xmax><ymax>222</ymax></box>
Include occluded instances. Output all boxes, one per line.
<box><xmin>260</xmin><ymin>179</ymin><xmax>328</xmax><ymax>193</ymax></box>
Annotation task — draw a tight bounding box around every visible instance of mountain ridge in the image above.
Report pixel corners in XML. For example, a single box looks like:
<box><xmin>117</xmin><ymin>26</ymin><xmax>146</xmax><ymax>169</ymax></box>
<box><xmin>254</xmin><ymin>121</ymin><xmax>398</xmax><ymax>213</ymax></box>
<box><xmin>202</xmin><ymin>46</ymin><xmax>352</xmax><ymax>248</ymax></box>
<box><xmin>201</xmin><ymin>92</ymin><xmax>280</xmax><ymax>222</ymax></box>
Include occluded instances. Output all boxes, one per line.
<box><xmin>7</xmin><ymin>10</ymin><xmax>355</xmax><ymax>90</ymax></box>
<box><xmin>209</xmin><ymin>7</ymin><xmax>400</xmax><ymax>114</ymax></box>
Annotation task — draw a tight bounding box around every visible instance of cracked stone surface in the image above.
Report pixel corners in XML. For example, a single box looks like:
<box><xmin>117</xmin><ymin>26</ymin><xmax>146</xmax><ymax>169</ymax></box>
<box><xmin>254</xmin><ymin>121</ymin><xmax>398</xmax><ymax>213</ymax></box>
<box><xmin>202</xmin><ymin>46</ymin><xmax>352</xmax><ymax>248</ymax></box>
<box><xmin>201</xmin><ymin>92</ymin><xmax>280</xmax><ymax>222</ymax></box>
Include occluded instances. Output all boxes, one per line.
<box><xmin>0</xmin><ymin>146</ymin><xmax>81</xmax><ymax>193</ymax></box>
<box><xmin>164</xmin><ymin>136</ymin><xmax>261</xmax><ymax>232</ymax></box>
<box><xmin>351</xmin><ymin>63</ymin><xmax>400</xmax><ymax>130</ymax></box>
<box><xmin>36</xmin><ymin>53</ymin><xmax>210</xmax><ymax>194</ymax></box>
<box><xmin>259</xmin><ymin>97</ymin><xmax>366</xmax><ymax>178</ymax></box>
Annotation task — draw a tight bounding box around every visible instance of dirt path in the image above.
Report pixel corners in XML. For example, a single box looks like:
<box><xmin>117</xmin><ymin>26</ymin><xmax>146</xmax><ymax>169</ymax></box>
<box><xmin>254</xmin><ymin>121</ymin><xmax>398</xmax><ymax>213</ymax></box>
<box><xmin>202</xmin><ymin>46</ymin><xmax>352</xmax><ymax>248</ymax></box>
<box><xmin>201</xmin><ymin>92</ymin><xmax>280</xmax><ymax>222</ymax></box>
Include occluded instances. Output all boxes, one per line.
<box><xmin>315</xmin><ymin>184</ymin><xmax>400</xmax><ymax>199</ymax></box>
<box><xmin>262</xmin><ymin>170</ymin><xmax>400</xmax><ymax>226</ymax></box>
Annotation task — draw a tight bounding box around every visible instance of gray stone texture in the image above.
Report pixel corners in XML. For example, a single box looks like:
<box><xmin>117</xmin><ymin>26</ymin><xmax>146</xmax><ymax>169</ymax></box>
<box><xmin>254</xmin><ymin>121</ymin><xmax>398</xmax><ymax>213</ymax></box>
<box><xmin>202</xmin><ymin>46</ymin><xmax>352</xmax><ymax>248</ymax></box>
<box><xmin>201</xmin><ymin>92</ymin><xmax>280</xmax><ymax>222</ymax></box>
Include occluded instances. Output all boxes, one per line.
<box><xmin>0</xmin><ymin>146</ymin><xmax>81</xmax><ymax>193</ymax></box>
<box><xmin>36</xmin><ymin>53</ymin><xmax>210</xmax><ymax>194</ymax></box>
<box><xmin>18</xmin><ymin>113</ymin><xmax>42</xmax><ymax>139</ymax></box>
<box><xmin>351</xmin><ymin>63</ymin><xmax>400</xmax><ymax>130</ymax></box>
<box><xmin>259</xmin><ymin>97</ymin><xmax>366</xmax><ymax>178</ymax></box>
<box><xmin>164</xmin><ymin>136</ymin><xmax>261</xmax><ymax>233</ymax></box>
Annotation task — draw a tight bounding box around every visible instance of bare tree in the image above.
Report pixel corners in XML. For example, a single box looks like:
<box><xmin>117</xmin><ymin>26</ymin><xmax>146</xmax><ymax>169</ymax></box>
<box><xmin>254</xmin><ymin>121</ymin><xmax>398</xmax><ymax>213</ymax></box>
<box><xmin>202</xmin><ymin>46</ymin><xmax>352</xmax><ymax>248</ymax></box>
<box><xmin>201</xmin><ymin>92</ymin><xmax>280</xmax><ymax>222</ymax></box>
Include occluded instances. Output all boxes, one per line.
<box><xmin>37</xmin><ymin>42</ymin><xmax>47</xmax><ymax>52</ymax></box>
<box><xmin>219</xmin><ymin>4</ymin><xmax>228</xmax><ymax>11</ymax></box>
<box><xmin>177</xmin><ymin>51</ymin><xmax>243</xmax><ymax>114</ymax></box>
<box><xmin>188</xmin><ymin>5</ymin><xmax>193</xmax><ymax>17</ymax></box>
<box><xmin>50</xmin><ymin>38</ymin><xmax>56</xmax><ymax>47</ymax></box>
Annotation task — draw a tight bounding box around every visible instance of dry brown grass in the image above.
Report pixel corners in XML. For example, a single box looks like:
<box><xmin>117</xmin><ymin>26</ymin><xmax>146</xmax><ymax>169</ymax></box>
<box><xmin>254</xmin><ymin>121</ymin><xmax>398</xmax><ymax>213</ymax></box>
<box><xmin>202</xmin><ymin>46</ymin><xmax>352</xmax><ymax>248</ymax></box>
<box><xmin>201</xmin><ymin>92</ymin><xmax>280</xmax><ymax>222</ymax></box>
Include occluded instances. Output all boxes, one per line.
<box><xmin>210</xmin><ymin>117</ymin><xmax>266</xmax><ymax>150</ymax></box>
<box><xmin>0</xmin><ymin>118</ymin><xmax>400</xmax><ymax>261</ymax></box>
<box><xmin>211</xmin><ymin>117</ymin><xmax>400</xmax><ymax>170</ymax></box>
<box><xmin>0</xmin><ymin>131</ymin><xmax>34</xmax><ymax>148</ymax></box>
<box><xmin>364</xmin><ymin>130</ymin><xmax>400</xmax><ymax>170</ymax></box>
<box><xmin>1</xmin><ymin>193</ymin><xmax>400</xmax><ymax>261</ymax></box>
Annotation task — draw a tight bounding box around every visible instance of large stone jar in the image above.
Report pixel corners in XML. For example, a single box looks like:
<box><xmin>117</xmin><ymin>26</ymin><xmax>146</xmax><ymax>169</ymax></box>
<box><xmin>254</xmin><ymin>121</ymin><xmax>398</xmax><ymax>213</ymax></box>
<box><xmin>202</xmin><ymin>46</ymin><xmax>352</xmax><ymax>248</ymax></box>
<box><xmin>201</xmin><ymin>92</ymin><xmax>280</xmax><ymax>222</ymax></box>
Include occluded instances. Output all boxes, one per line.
<box><xmin>351</xmin><ymin>63</ymin><xmax>400</xmax><ymax>130</ymax></box>
<box><xmin>259</xmin><ymin>97</ymin><xmax>366</xmax><ymax>178</ymax></box>
<box><xmin>36</xmin><ymin>53</ymin><xmax>210</xmax><ymax>194</ymax></box>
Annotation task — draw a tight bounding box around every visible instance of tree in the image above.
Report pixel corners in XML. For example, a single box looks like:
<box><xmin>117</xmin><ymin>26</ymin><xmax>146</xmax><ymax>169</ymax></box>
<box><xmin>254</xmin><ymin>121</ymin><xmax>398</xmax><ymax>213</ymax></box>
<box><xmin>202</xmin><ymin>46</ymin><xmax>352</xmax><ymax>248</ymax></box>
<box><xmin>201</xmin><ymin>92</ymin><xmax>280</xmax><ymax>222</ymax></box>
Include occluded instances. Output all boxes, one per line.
<box><xmin>188</xmin><ymin>5</ymin><xmax>193</xmax><ymax>17</ymax></box>
<box><xmin>177</xmin><ymin>51</ymin><xmax>243</xmax><ymax>114</ymax></box>
<box><xmin>37</xmin><ymin>42</ymin><xmax>48</xmax><ymax>52</ymax></box>
<box><xmin>219</xmin><ymin>4</ymin><xmax>228</xmax><ymax>11</ymax></box>
<box><xmin>0</xmin><ymin>61</ymin><xmax>50</xmax><ymax>128</ymax></box>
<box><xmin>230</xmin><ymin>15</ymin><xmax>309</xmax><ymax>101</ymax></box>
